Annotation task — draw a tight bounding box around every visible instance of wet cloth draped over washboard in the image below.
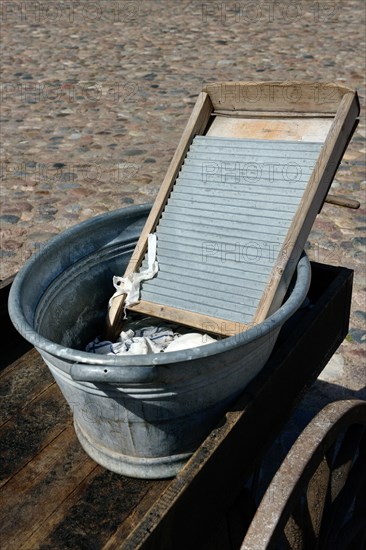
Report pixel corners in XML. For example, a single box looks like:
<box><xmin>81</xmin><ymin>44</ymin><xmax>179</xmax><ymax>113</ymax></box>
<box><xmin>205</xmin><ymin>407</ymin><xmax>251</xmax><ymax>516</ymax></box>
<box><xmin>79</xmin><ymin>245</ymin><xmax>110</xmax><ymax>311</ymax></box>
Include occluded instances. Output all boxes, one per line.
<box><xmin>138</xmin><ymin>136</ymin><xmax>322</xmax><ymax>328</ymax></box>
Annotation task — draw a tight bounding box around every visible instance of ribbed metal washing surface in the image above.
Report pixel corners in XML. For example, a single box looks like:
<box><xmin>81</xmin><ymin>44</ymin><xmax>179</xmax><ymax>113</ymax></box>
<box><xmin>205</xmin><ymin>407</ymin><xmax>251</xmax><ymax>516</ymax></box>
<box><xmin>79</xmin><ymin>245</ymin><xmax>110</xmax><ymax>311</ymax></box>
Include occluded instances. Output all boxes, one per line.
<box><xmin>140</xmin><ymin>136</ymin><xmax>322</xmax><ymax>324</ymax></box>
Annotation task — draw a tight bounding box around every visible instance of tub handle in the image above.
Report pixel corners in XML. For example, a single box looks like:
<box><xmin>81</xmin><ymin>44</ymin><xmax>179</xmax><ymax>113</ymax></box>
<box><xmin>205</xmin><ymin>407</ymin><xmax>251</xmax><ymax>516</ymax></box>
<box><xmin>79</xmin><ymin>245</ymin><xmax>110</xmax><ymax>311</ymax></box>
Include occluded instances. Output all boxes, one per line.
<box><xmin>70</xmin><ymin>362</ymin><xmax>154</xmax><ymax>384</ymax></box>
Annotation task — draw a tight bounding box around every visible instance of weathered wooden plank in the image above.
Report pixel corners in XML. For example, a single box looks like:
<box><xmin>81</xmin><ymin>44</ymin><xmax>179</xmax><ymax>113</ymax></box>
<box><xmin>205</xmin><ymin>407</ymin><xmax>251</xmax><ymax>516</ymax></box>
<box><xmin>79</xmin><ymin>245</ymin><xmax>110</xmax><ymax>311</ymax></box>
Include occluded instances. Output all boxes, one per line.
<box><xmin>129</xmin><ymin>300</ymin><xmax>248</xmax><ymax>336</ymax></box>
<box><xmin>27</xmin><ymin>471</ymin><xmax>167</xmax><ymax>550</ymax></box>
<box><xmin>207</xmin><ymin>116</ymin><xmax>333</xmax><ymax>141</ymax></box>
<box><xmin>20</xmin><ymin>466</ymin><xmax>101</xmax><ymax>550</ymax></box>
<box><xmin>0</xmin><ymin>348</ymin><xmax>54</xmax><ymax>427</ymax></box>
<box><xmin>0</xmin><ymin>383</ymin><xmax>71</xmax><ymax>487</ymax></box>
<box><xmin>203</xmin><ymin>82</ymin><xmax>355</xmax><ymax>113</ymax></box>
<box><xmin>0</xmin><ymin>426</ymin><xmax>97</xmax><ymax>550</ymax></box>
<box><xmin>212</xmin><ymin>110</ymin><xmax>335</xmax><ymax>118</ymax></box>
<box><xmin>325</xmin><ymin>194</ymin><xmax>360</xmax><ymax>209</ymax></box>
<box><xmin>103</xmin><ymin>481</ymin><xmax>170</xmax><ymax>550</ymax></box>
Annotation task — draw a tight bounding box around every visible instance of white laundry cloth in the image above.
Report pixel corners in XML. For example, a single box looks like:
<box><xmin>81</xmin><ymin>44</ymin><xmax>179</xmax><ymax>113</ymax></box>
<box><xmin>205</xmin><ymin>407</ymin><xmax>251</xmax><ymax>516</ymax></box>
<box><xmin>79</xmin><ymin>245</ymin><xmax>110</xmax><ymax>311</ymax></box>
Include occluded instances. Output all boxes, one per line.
<box><xmin>86</xmin><ymin>326</ymin><xmax>216</xmax><ymax>356</ymax></box>
<box><xmin>109</xmin><ymin>233</ymin><xmax>158</xmax><ymax>318</ymax></box>
<box><xmin>164</xmin><ymin>333</ymin><xmax>216</xmax><ymax>352</ymax></box>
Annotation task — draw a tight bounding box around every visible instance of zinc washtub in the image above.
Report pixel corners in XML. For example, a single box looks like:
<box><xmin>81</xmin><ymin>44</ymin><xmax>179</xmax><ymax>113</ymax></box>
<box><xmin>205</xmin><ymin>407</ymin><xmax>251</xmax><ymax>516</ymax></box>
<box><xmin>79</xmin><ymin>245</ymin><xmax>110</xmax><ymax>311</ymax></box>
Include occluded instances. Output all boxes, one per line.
<box><xmin>8</xmin><ymin>204</ymin><xmax>311</xmax><ymax>478</ymax></box>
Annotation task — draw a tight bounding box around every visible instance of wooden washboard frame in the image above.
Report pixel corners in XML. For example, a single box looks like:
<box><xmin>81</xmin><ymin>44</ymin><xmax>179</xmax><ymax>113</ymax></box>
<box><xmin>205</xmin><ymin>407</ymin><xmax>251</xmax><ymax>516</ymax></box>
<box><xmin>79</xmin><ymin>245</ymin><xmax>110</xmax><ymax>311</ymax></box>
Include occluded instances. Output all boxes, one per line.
<box><xmin>106</xmin><ymin>82</ymin><xmax>359</xmax><ymax>338</ymax></box>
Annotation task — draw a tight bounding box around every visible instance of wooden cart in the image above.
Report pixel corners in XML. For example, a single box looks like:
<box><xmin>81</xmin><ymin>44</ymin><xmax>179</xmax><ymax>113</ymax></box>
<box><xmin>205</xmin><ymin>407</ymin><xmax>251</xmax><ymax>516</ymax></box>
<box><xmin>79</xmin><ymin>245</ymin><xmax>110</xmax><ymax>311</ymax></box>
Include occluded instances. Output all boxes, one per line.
<box><xmin>1</xmin><ymin>260</ymin><xmax>365</xmax><ymax>549</ymax></box>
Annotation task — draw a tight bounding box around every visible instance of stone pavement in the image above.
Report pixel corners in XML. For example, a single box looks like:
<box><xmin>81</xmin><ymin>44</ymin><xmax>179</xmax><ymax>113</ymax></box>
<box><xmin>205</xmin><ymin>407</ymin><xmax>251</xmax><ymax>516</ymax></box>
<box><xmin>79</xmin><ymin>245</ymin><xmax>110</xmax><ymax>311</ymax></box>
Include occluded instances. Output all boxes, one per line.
<box><xmin>1</xmin><ymin>1</ymin><xmax>365</xmax><ymax>400</ymax></box>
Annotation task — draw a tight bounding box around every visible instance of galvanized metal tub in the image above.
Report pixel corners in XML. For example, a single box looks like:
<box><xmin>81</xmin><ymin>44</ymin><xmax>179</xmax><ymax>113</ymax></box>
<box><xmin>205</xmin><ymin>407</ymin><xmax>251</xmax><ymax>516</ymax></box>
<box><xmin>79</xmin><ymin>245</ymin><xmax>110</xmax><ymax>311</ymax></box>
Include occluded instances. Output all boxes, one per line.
<box><xmin>8</xmin><ymin>204</ymin><xmax>311</xmax><ymax>479</ymax></box>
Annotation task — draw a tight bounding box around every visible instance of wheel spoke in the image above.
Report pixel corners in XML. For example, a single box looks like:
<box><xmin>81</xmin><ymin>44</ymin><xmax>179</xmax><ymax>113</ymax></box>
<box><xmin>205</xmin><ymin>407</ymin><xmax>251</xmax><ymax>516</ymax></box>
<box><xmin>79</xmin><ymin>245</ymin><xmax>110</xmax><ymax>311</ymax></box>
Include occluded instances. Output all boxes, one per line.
<box><xmin>241</xmin><ymin>400</ymin><xmax>366</xmax><ymax>549</ymax></box>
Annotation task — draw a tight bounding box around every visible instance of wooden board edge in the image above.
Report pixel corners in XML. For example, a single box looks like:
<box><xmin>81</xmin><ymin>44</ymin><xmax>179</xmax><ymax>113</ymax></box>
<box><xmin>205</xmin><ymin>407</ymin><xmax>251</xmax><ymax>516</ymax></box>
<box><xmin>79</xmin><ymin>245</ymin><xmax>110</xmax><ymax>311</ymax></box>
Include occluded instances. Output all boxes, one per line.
<box><xmin>125</xmin><ymin>92</ymin><xmax>214</xmax><ymax>277</ymax></box>
<box><xmin>19</xmin><ymin>465</ymin><xmax>100</xmax><ymax>550</ymax></box>
<box><xmin>213</xmin><ymin>110</ymin><xmax>336</xmax><ymax>118</ymax></box>
<box><xmin>203</xmin><ymin>81</ymin><xmax>356</xmax><ymax>113</ymax></box>
<box><xmin>102</xmin><ymin>482</ymin><xmax>170</xmax><ymax>550</ymax></box>
<box><xmin>253</xmin><ymin>91</ymin><xmax>359</xmax><ymax>323</ymax></box>
<box><xmin>106</xmin><ymin>92</ymin><xmax>214</xmax><ymax>334</ymax></box>
<box><xmin>128</xmin><ymin>300</ymin><xmax>249</xmax><ymax>336</ymax></box>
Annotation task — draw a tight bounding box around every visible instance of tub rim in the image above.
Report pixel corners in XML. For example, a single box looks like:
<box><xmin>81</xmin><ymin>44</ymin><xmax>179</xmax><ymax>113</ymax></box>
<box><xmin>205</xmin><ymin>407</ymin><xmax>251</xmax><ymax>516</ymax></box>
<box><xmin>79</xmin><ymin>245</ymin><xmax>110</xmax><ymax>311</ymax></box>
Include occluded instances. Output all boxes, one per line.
<box><xmin>8</xmin><ymin>204</ymin><xmax>311</xmax><ymax>368</ymax></box>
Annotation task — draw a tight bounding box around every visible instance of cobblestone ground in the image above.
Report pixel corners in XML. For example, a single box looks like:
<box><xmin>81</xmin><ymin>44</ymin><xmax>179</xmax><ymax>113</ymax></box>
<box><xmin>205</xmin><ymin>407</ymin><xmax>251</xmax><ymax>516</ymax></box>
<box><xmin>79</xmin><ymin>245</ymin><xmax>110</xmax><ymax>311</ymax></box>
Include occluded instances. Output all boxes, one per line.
<box><xmin>1</xmin><ymin>1</ymin><xmax>365</xmax><ymax>402</ymax></box>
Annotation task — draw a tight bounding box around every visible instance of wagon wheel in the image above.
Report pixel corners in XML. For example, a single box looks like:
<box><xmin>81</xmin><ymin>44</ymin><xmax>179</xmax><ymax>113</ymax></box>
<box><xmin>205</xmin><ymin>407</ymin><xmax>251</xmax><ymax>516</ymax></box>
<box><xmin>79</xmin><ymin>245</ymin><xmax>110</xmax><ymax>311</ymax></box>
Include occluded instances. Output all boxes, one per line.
<box><xmin>241</xmin><ymin>399</ymin><xmax>366</xmax><ymax>550</ymax></box>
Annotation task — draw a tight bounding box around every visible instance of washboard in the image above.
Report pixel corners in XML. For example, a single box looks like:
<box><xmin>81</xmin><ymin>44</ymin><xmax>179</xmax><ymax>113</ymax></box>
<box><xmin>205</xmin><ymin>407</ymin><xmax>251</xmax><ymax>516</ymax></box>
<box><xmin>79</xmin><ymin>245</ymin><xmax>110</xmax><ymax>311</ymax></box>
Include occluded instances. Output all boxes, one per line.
<box><xmin>106</xmin><ymin>82</ymin><xmax>359</xmax><ymax>338</ymax></box>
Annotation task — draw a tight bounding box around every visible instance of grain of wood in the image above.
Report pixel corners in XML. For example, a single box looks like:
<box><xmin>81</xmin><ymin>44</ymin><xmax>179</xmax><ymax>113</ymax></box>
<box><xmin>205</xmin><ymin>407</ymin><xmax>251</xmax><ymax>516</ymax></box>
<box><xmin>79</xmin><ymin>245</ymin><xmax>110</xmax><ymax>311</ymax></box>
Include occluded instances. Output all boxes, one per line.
<box><xmin>103</xmin><ymin>481</ymin><xmax>170</xmax><ymax>549</ymax></box>
<box><xmin>33</xmin><ymin>471</ymin><xmax>163</xmax><ymax>550</ymax></box>
<box><xmin>0</xmin><ymin>383</ymin><xmax>71</xmax><ymax>487</ymax></box>
<box><xmin>21</xmin><ymin>465</ymin><xmax>102</xmax><ymax>550</ymax></box>
<box><xmin>213</xmin><ymin>110</ymin><xmax>335</xmax><ymax>118</ymax></box>
<box><xmin>0</xmin><ymin>427</ymin><xmax>96</xmax><ymax>550</ymax></box>
<box><xmin>207</xmin><ymin>116</ymin><xmax>333</xmax><ymax>142</ymax></box>
<box><xmin>0</xmin><ymin>348</ymin><xmax>54</xmax><ymax>426</ymax></box>
<box><xmin>325</xmin><ymin>194</ymin><xmax>360</xmax><ymax>209</ymax></box>
<box><xmin>203</xmin><ymin>82</ymin><xmax>354</xmax><ymax>113</ymax></box>
<box><xmin>128</xmin><ymin>300</ymin><xmax>249</xmax><ymax>336</ymax></box>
